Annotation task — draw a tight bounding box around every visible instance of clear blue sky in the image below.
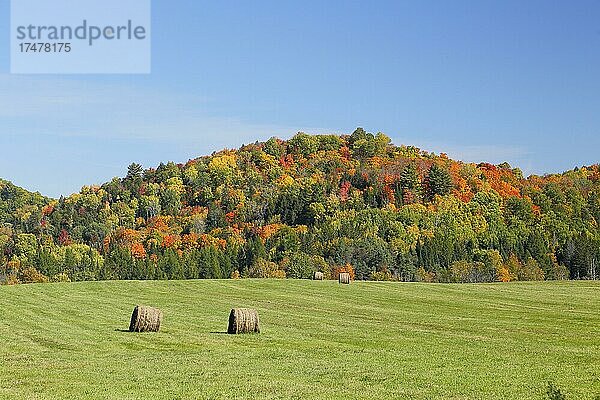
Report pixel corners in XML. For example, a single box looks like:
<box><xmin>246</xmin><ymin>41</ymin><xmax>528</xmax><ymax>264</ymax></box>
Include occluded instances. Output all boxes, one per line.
<box><xmin>1</xmin><ymin>0</ymin><xmax>599</xmax><ymax>197</ymax></box>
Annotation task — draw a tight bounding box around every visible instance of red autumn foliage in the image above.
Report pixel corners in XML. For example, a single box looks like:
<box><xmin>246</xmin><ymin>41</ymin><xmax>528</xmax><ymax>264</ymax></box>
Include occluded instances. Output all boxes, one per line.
<box><xmin>340</xmin><ymin>181</ymin><xmax>351</xmax><ymax>201</ymax></box>
<box><xmin>58</xmin><ymin>229</ymin><xmax>72</xmax><ymax>246</ymax></box>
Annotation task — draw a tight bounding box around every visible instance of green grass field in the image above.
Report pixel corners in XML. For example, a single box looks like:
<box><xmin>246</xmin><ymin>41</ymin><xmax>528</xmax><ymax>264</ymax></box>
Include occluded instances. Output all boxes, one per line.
<box><xmin>0</xmin><ymin>280</ymin><xmax>599</xmax><ymax>399</ymax></box>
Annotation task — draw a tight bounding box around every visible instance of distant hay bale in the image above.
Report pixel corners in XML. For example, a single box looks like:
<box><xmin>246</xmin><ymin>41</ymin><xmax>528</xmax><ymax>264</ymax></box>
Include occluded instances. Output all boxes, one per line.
<box><xmin>228</xmin><ymin>308</ymin><xmax>260</xmax><ymax>334</ymax></box>
<box><xmin>129</xmin><ymin>305</ymin><xmax>163</xmax><ymax>332</ymax></box>
<box><xmin>313</xmin><ymin>271</ymin><xmax>324</xmax><ymax>280</ymax></box>
<box><xmin>338</xmin><ymin>272</ymin><xmax>351</xmax><ymax>284</ymax></box>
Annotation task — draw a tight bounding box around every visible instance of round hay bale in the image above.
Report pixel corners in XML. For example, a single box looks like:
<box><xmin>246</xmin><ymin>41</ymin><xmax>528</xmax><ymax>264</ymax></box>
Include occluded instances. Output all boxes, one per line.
<box><xmin>338</xmin><ymin>272</ymin><xmax>351</xmax><ymax>284</ymax></box>
<box><xmin>228</xmin><ymin>308</ymin><xmax>260</xmax><ymax>334</ymax></box>
<box><xmin>129</xmin><ymin>305</ymin><xmax>163</xmax><ymax>332</ymax></box>
<box><xmin>313</xmin><ymin>271</ymin><xmax>324</xmax><ymax>280</ymax></box>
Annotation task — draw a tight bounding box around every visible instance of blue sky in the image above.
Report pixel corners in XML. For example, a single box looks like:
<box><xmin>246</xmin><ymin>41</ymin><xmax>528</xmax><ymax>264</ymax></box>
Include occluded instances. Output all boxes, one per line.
<box><xmin>1</xmin><ymin>0</ymin><xmax>599</xmax><ymax>197</ymax></box>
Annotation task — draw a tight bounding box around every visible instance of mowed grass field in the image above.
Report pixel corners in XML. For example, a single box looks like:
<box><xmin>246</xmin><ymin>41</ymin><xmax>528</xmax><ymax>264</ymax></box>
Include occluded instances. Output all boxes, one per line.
<box><xmin>0</xmin><ymin>280</ymin><xmax>599</xmax><ymax>399</ymax></box>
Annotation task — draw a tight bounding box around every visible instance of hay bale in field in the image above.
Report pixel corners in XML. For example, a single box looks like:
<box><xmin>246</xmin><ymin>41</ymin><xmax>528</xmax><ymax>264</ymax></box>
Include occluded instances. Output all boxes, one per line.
<box><xmin>129</xmin><ymin>305</ymin><xmax>163</xmax><ymax>332</ymax></box>
<box><xmin>313</xmin><ymin>271</ymin><xmax>324</xmax><ymax>280</ymax></box>
<box><xmin>228</xmin><ymin>308</ymin><xmax>260</xmax><ymax>334</ymax></box>
<box><xmin>338</xmin><ymin>272</ymin><xmax>351</xmax><ymax>284</ymax></box>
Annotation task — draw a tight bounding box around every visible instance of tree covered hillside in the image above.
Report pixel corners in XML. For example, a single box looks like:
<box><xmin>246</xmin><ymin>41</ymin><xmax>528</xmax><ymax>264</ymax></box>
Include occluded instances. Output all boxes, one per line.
<box><xmin>2</xmin><ymin>129</ymin><xmax>599</xmax><ymax>284</ymax></box>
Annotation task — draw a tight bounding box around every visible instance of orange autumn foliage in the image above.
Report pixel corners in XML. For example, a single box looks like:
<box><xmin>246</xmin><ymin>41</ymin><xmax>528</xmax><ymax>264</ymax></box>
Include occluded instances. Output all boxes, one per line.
<box><xmin>41</xmin><ymin>204</ymin><xmax>55</xmax><ymax>216</ymax></box>
<box><xmin>255</xmin><ymin>224</ymin><xmax>282</xmax><ymax>241</ymax></box>
<box><xmin>496</xmin><ymin>266</ymin><xmax>513</xmax><ymax>282</ymax></box>
<box><xmin>198</xmin><ymin>234</ymin><xmax>227</xmax><ymax>250</ymax></box>
<box><xmin>161</xmin><ymin>234</ymin><xmax>181</xmax><ymax>250</ymax></box>
<box><xmin>130</xmin><ymin>243</ymin><xmax>147</xmax><ymax>259</ymax></box>
<box><xmin>225</xmin><ymin>211</ymin><xmax>236</xmax><ymax>223</ymax></box>
<box><xmin>116</xmin><ymin>229</ymin><xmax>141</xmax><ymax>246</ymax></box>
<box><xmin>181</xmin><ymin>233</ymin><xmax>200</xmax><ymax>250</ymax></box>
<box><xmin>147</xmin><ymin>216</ymin><xmax>171</xmax><ymax>233</ymax></box>
<box><xmin>479</xmin><ymin>163</ymin><xmax>521</xmax><ymax>199</ymax></box>
<box><xmin>333</xmin><ymin>264</ymin><xmax>355</xmax><ymax>280</ymax></box>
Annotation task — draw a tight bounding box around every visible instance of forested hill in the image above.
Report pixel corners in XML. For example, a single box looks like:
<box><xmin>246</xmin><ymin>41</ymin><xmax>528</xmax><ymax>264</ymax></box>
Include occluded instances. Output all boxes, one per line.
<box><xmin>2</xmin><ymin>128</ymin><xmax>599</xmax><ymax>284</ymax></box>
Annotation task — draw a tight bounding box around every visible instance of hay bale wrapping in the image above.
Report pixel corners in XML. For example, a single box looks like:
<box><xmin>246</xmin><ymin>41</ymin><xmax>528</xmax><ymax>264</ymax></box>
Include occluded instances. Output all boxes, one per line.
<box><xmin>313</xmin><ymin>271</ymin><xmax>324</xmax><ymax>280</ymax></box>
<box><xmin>228</xmin><ymin>308</ymin><xmax>260</xmax><ymax>334</ymax></box>
<box><xmin>129</xmin><ymin>305</ymin><xmax>163</xmax><ymax>332</ymax></box>
<box><xmin>338</xmin><ymin>272</ymin><xmax>351</xmax><ymax>284</ymax></box>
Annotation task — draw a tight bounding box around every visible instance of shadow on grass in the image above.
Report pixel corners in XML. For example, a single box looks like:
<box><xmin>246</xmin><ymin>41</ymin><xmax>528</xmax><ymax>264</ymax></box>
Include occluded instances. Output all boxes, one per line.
<box><xmin>114</xmin><ymin>328</ymin><xmax>230</xmax><ymax>334</ymax></box>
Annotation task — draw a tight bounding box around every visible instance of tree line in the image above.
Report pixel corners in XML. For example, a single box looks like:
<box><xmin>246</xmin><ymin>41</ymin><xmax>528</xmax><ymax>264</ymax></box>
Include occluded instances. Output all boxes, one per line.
<box><xmin>1</xmin><ymin>128</ymin><xmax>599</xmax><ymax>284</ymax></box>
